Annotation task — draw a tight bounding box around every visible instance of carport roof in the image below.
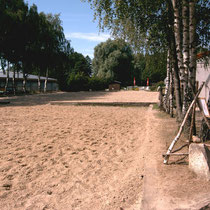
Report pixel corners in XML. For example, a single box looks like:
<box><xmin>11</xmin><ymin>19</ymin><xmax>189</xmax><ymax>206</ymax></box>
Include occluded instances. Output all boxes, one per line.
<box><xmin>0</xmin><ymin>70</ymin><xmax>57</xmax><ymax>82</ymax></box>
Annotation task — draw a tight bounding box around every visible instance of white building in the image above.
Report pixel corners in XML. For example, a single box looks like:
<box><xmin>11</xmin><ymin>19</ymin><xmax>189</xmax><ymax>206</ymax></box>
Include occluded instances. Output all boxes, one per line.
<box><xmin>196</xmin><ymin>58</ymin><xmax>210</xmax><ymax>103</ymax></box>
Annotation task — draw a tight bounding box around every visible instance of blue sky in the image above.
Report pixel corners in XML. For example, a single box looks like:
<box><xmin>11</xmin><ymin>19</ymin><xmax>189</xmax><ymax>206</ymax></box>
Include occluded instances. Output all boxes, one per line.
<box><xmin>25</xmin><ymin>0</ymin><xmax>111</xmax><ymax>58</ymax></box>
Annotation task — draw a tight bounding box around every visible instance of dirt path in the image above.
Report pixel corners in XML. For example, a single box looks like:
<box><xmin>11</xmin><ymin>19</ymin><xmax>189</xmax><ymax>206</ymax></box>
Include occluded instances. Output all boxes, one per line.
<box><xmin>0</xmin><ymin>105</ymin><xmax>147</xmax><ymax>210</ymax></box>
<box><xmin>0</xmin><ymin>91</ymin><xmax>209</xmax><ymax>210</ymax></box>
<box><xmin>0</xmin><ymin>92</ymin><xmax>152</xmax><ymax>210</ymax></box>
<box><xmin>141</xmin><ymin>109</ymin><xmax>210</xmax><ymax>210</ymax></box>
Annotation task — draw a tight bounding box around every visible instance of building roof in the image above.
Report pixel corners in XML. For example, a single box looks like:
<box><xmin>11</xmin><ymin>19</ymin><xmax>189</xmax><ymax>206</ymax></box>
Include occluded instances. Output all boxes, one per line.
<box><xmin>197</xmin><ymin>51</ymin><xmax>209</xmax><ymax>60</ymax></box>
<box><xmin>0</xmin><ymin>70</ymin><xmax>57</xmax><ymax>82</ymax></box>
<box><xmin>110</xmin><ymin>80</ymin><xmax>121</xmax><ymax>84</ymax></box>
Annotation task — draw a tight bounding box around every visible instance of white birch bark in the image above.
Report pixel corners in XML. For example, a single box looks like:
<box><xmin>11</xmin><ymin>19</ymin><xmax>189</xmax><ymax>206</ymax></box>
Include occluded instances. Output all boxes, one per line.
<box><xmin>22</xmin><ymin>75</ymin><xmax>26</xmax><ymax>93</ymax></box>
<box><xmin>163</xmin><ymin>50</ymin><xmax>171</xmax><ymax>113</ymax></box>
<box><xmin>44</xmin><ymin>68</ymin><xmax>49</xmax><ymax>93</ymax></box>
<box><xmin>189</xmin><ymin>0</ymin><xmax>196</xmax><ymax>92</ymax></box>
<box><xmin>182</xmin><ymin>0</ymin><xmax>190</xmax><ymax>115</ymax></box>
<box><xmin>38</xmin><ymin>72</ymin><xmax>41</xmax><ymax>93</ymax></box>
<box><xmin>22</xmin><ymin>68</ymin><xmax>27</xmax><ymax>93</ymax></box>
<box><xmin>169</xmin><ymin>66</ymin><xmax>174</xmax><ymax>117</ymax></box>
<box><xmin>172</xmin><ymin>0</ymin><xmax>184</xmax><ymax>75</ymax></box>
<box><xmin>5</xmin><ymin>61</ymin><xmax>10</xmax><ymax>91</ymax></box>
<box><xmin>12</xmin><ymin>68</ymin><xmax>16</xmax><ymax>95</ymax></box>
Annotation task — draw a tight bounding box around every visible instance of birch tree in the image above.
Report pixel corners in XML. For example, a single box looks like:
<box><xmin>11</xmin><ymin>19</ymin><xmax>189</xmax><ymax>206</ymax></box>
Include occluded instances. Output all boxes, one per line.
<box><xmin>163</xmin><ymin>50</ymin><xmax>171</xmax><ymax>113</ymax></box>
<box><xmin>189</xmin><ymin>0</ymin><xmax>197</xmax><ymax>93</ymax></box>
<box><xmin>182</xmin><ymin>0</ymin><xmax>190</xmax><ymax>115</ymax></box>
<box><xmin>84</xmin><ymin>0</ymin><xmax>209</xmax><ymax>123</ymax></box>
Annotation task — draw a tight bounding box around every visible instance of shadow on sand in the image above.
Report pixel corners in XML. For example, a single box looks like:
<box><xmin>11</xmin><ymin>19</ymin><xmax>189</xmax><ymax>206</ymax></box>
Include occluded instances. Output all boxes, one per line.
<box><xmin>0</xmin><ymin>91</ymin><xmax>111</xmax><ymax>107</ymax></box>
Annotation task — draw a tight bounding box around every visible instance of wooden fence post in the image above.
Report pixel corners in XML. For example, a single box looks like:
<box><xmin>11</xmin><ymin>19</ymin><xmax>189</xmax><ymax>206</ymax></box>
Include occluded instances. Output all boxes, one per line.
<box><xmin>163</xmin><ymin>82</ymin><xmax>205</xmax><ymax>164</ymax></box>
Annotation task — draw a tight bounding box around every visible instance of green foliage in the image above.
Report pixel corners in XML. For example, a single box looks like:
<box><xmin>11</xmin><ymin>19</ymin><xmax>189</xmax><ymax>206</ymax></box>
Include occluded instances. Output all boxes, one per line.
<box><xmin>142</xmin><ymin>52</ymin><xmax>167</xmax><ymax>85</ymax></box>
<box><xmin>131</xmin><ymin>52</ymin><xmax>167</xmax><ymax>85</ymax></box>
<box><xmin>84</xmin><ymin>0</ymin><xmax>209</xmax><ymax>55</ymax></box>
<box><xmin>84</xmin><ymin>0</ymin><xmax>168</xmax><ymax>53</ymax></box>
<box><xmin>0</xmin><ymin>0</ymin><xmax>72</xmax><ymax>87</ymax></box>
<box><xmin>150</xmin><ymin>81</ymin><xmax>165</xmax><ymax>91</ymax></box>
<box><xmin>67</xmin><ymin>74</ymin><xmax>109</xmax><ymax>92</ymax></box>
<box><xmin>88</xmin><ymin>77</ymin><xmax>110</xmax><ymax>91</ymax></box>
<box><xmin>92</xmin><ymin>39</ymin><xmax>133</xmax><ymax>86</ymax></box>
<box><xmin>67</xmin><ymin>72</ymin><xmax>89</xmax><ymax>92</ymax></box>
<box><xmin>69</xmin><ymin>52</ymin><xmax>92</xmax><ymax>76</ymax></box>
<box><xmin>131</xmin><ymin>53</ymin><xmax>146</xmax><ymax>86</ymax></box>
<box><xmin>56</xmin><ymin>52</ymin><xmax>92</xmax><ymax>91</ymax></box>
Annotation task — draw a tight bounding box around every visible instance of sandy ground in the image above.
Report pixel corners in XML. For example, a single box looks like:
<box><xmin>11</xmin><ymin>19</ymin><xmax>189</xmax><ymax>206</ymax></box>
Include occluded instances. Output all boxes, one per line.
<box><xmin>0</xmin><ymin>91</ymin><xmax>210</xmax><ymax>210</ymax></box>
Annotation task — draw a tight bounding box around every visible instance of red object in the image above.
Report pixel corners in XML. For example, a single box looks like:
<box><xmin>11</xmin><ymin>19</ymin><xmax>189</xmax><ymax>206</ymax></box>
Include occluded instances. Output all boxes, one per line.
<box><xmin>134</xmin><ymin>77</ymin><xmax>136</xmax><ymax>86</ymax></box>
<box><xmin>147</xmin><ymin>78</ymin><xmax>149</xmax><ymax>86</ymax></box>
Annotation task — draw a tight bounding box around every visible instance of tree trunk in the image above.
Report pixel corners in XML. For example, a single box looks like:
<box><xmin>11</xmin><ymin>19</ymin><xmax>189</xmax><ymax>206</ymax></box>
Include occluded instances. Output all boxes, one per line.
<box><xmin>163</xmin><ymin>49</ymin><xmax>171</xmax><ymax>113</ymax></box>
<box><xmin>5</xmin><ymin>61</ymin><xmax>10</xmax><ymax>92</ymax></box>
<box><xmin>44</xmin><ymin>68</ymin><xmax>48</xmax><ymax>93</ymax></box>
<box><xmin>172</xmin><ymin>0</ymin><xmax>184</xmax><ymax>77</ymax></box>
<box><xmin>12</xmin><ymin>68</ymin><xmax>16</xmax><ymax>95</ymax></box>
<box><xmin>171</xmin><ymin>36</ymin><xmax>182</xmax><ymax>121</ymax></box>
<box><xmin>189</xmin><ymin>0</ymin><xmax>196</xmax><ymax>93</ymax></box>
<box><xmin>38</xmin><ymin>72</ymin><xmax>41</xmax><ymax>93</ymax></box>
<box><xmin>1</xmin><ymin>58</ymin><xmax>6</xmax><ymax>74</ymax></box>
<box><xmin>167</xmin><ymin>0</ymin><xmax>182</xmax><ymax>121</ymax></box>
<box><xmin>22</xmin><ymin>66</ymin><xmax>27</xmax><ymax>93</ymax></box>
<box><xmin>22</xmin><ymin>73</ymin><xmax>27</xmax><ymax>93</ymax></box>
<box><xmin>182</xmin><ymin>0</ymin><xmax>190</xmax><ymax>116</ymax></box>
<box><xmin>169</xmin><ymin>66</ymin><xmax>174</xmax><ymax>117</ymax></box>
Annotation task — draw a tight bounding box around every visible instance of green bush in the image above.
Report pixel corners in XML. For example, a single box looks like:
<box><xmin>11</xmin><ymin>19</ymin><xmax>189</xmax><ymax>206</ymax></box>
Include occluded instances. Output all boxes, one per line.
<box><xmin>150</xmin><ymin>81</ymin><xmax>165</xmax><ymax>91</ymax></box>
<box><xmin>67</xmin><ymin>72</ymin><xmax>89</xmax><ymax>91</ymax></box>
<box><xmin>88</xmin><ymin>77</ymin><xmax>109</xmax><ymax>91</ymax></box>
<box><xmin>67</xmin><ymin>73</ymin><xmax>110</xmax><ymax>92</ymax></box>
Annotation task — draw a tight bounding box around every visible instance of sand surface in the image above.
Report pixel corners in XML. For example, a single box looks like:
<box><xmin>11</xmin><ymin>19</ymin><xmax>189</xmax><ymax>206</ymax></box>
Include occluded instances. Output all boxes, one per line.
<box><xmin>0</xmin><ymin>91</ymin><xmax>210</xmax><ymax>210</ymax></box>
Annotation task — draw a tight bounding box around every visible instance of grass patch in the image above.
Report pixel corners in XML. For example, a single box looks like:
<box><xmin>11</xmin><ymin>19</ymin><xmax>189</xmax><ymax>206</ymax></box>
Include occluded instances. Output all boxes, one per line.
<box><xmin>152</xmin><ymin>104</ymin><xmax>159</xmax><ymax>110</ymax></box>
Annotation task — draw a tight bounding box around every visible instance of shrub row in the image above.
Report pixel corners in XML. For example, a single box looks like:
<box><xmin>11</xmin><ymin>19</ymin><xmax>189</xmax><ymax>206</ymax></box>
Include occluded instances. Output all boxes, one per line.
<box><xmin>67</xmin><ymin>72</ymin><xmax>111</xmax><ymax>92</ymax></box>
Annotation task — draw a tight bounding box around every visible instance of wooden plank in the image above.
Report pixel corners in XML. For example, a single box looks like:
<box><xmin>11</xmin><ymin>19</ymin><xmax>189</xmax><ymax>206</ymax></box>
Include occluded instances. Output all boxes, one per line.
<box><xmin>163</xmin><ymin>82</ymin><xmax>205</xmax><ymax>164</ymax></box>
<box><xmin>189</xmin><ymin>103</ymin><xmax>196</xmax><ymax>144</ymax></box>
<box><xmin>171</xmin><ymin>143</ymin><xmax>188</xmax><ymax>153</ymax></box>
<box><xmin>198</xmin><ymin>98</ymin><xmax>210</xmax><ymax>118</ymax></box>
<box><xmin>162</xmin><ymin>153</ymin><xmax>188</xmax><ymax>157</ymax></box>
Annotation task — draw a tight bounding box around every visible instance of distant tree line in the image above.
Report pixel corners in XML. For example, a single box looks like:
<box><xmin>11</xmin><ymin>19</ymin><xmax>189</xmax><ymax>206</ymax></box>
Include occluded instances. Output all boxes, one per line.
<box><xmin>84</xmin><ymin>0</ymin><xmax>209</xmax><ymax>122</ymax></box>
<box><xmin>0</xmin><ymin>0</ymin><xmax>92</xmax><ymax>93</ymax></box>
<box><xmin>92</xmin><ymin>38</ymin><xmax>167</xmax><ymax>87</ymax></box>
<box><xmin>0</xmin><ymin>0</ymin><xmax>168</xmax><ymax>94</ymax></box>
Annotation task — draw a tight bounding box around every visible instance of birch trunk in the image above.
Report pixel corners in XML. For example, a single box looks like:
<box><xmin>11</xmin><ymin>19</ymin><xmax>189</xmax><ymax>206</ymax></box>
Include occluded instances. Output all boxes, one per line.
<box><xmin>189</xmin><ymin>0</ymin><xmax>196</xmax><ymax>93</ymax></box>
<box><xmin>163</xmin><ymin>50</ymin><xmax>171</xmax><ymax>113</ymax></box>
<box><xmin>12</xmin><ymin>68</ymin><xmax>16</xmax><ymax>95</ymax></box>
<box><xmin>172</xmin><ymin>0</ymin><xmax>184</xmax><ymax>77</ymax></box>
<box><xmin>169</xmin><ymin>66</ymin><xmax>174</xmax><ymax>117</ymax></box>
<box><xmin>38</xmin><ymin>72</ymin><xmax>41</xmax><ymax>93</ymax></box>
<box><xmin>1</xmin><ymin>58</ymin><xmax>6</xmax><ymax>74</ymax></box>
<box><xmin>44</xmin><ymin>68</ymin><xmax>48</xmax><ymax>93</ymax></box>
<box><xmin>171</xmin><ymin>36</ymin><xmax>182</xmax><ymax>121</ymax></box>
<box><xmin>182</xmin><ymin>0</ymin><xmax>190</xmax><ymax>115</ymax></box>
<box><xmin>22</xmin><ymin>65</ymin><xmax>27</xmax><ymax>93</ymax></box>
<box><xmin>167</xmin><ymin>0</ymin><xmax>182</xmax><ymax>121</ymax></box>
<box><xmin>5</xmin><ymin>61</ymin><xmax>10</xmax><ymax>92</ymax></box>
<box><xmin>22</xmin><ymin>73</ymin><xmax>27</xmax><ymax>93</ymax></box>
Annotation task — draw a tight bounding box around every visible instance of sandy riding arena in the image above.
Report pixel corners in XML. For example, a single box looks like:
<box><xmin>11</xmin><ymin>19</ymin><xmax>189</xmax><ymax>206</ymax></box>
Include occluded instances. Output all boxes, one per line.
<box><xmin>0</xmin><ymin>91</ymin><xmax>210</xmax><ymax>210</ymax></box>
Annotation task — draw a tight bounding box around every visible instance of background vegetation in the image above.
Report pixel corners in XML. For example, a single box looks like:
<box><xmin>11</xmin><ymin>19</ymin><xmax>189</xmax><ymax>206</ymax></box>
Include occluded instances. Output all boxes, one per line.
<box><xmin>0</xmin><ymin>0</ymin><xmax>168</xmax><ymax>93</ymax></box>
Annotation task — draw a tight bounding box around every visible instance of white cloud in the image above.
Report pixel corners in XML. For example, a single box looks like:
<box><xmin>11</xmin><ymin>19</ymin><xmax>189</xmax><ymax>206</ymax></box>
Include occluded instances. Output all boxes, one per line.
<box><xmin>80</xmin><ymin>49</ymin><xmax>94</xmax><ymax>58</ymax></box>
<box><xmin>66</xmin><ymin>32</ymin><xmax>111</xmax><ymax>42</ymax></box>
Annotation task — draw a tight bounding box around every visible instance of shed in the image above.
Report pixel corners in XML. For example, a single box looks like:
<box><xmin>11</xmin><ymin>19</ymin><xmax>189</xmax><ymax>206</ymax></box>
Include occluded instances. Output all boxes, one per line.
<box><xmin>109</xmin><ymin>81</ymin><xmax>121</xmax><ymax>91</ymax></box>
<box><xmin>0</xmin><ymin>70</ymin><xmax>58</xmax><ymax>92</ymax></box>
<box><xmin>196</xmin><ymin>53</ymin><xmax>210</xmax><ymax>102</ymax></box>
